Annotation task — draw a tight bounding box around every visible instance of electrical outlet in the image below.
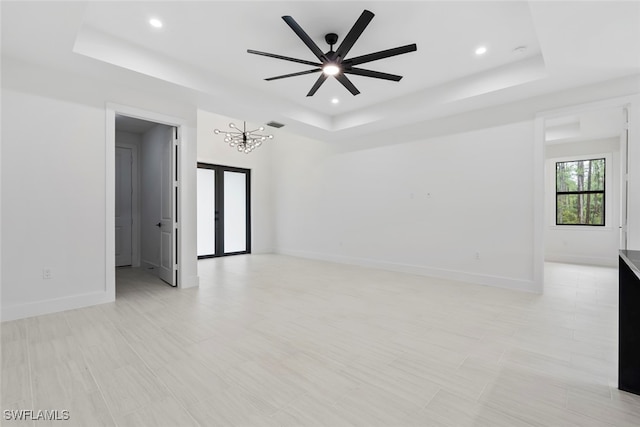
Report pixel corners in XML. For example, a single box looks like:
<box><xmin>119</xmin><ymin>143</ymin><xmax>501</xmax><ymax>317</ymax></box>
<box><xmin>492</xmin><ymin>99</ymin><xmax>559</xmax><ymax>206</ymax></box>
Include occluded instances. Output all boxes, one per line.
<box><xmin>42</xmin><ymin>269</ymin><xmax>52</xmax><ymax>279</ymax></box>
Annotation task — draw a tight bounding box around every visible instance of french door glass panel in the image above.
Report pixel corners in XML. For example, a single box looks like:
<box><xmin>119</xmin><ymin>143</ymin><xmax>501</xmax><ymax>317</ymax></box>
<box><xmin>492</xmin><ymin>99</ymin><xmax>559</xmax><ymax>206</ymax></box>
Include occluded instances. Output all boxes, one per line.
<box><xmin>196</xmin><ymin>168</ymin><xmax>215</xmax><ymax>256</ymax></box>
<box><xmin>223</xmin><ymin>171</ymin><xmax>247</xmax><ymax>253</ymax></box>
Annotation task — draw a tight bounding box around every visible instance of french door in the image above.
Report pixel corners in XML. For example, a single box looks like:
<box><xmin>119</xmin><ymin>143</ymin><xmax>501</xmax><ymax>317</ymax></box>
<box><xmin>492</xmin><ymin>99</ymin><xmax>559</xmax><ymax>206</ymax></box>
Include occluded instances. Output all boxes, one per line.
<box><xmin>197</xmin><ymin>163</ymin><xmax>251</xmax><ymax>258</ymax></box>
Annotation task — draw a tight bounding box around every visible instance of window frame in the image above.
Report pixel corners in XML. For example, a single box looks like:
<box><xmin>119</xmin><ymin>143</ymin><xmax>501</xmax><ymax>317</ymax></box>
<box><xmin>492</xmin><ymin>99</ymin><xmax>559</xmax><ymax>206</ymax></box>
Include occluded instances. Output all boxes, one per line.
<box><xmin>555</xmin><ymin>157</ymin><xmax>606</xmax><ymax>226</ymax></box>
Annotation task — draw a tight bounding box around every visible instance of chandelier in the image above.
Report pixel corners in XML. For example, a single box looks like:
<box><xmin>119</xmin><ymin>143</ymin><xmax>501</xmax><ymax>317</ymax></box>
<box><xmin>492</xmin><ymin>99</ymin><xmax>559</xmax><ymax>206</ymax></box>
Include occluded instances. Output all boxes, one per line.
<box><xmin>214</xmin><ymin>121</ymin><xmax>273</xmax><ymax>154</ymax></box>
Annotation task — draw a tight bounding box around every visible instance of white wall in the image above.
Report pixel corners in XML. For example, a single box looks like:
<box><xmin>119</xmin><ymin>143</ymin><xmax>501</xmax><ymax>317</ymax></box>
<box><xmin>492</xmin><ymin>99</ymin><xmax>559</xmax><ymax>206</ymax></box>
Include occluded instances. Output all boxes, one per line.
<box><xmin>2</xmin><ymin>57</ymin><xmax>638</xmax><ymax>320</ymax></box>
<box><xmin>544</xmin><ymin>138</ymin><xmax>620</xmax><ymax>266</ymax></box>
<box><xmin>115</xmin><ymin>131</ymin><xmax>142</xmax><ymax>148</ymax></box>
<box><xmin>2</xmin><ymin>88</ymin><xmax>109</xmax><ymax>317</ymax></box>
<box><xmin>1</xmin><ymin>58</ymin><xmax>198</xmax><ymax>321</ymax></box>
<box><xmin>272</xmin><ymin>121</ymin><xmax>537</xmax><ymax>292</ymax></box>
<box><xmin>196</xmin><ymin>110</ymin><xmax>275</xmax><ymax>254</ymax></box>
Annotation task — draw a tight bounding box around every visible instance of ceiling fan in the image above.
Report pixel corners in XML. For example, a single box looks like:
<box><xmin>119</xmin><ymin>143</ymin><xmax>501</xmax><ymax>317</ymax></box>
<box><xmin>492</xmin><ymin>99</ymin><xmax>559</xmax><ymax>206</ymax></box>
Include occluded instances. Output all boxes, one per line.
<box><xmin>247</xmin><ymin>10</ymin><xmax>417</xmax><ymax>96</ymax></box>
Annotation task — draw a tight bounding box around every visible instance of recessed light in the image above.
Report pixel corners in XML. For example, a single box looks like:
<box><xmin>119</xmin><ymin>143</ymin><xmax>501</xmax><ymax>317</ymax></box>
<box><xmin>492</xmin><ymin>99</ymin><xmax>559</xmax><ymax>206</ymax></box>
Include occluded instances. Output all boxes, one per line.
<box><xmin>331</xmin><ymin>98</ymin><xmax>339</xmax><ymax>104</ymax></box>
<box><xmin>475</xmin><ymin>46</ymin><xmax>487</xmax><ymax>56</ymax></box>
<box><xmin>149</xmin><ymin>18</ymin><xmax>163</xmax><ymax>28</ymax></box>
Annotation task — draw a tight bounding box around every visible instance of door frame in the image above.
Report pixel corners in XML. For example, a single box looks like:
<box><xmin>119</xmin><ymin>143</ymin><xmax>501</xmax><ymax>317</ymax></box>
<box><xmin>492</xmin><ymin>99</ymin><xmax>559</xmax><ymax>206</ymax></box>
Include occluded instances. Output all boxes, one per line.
<box><xmin>106</xmin><ymin>104</ymin><xmax>186</xmax><ymax>298</ymax></box>
<box><xmin>197</xmin><ymin>162</ymin><xmax>252</xmax><ymax>258</ymax></box>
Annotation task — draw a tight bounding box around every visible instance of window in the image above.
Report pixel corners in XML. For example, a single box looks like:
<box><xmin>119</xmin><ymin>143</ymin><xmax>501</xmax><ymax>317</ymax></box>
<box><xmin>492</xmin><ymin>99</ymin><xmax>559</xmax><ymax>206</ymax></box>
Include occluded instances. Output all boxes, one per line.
<box><xmin>556</xmin><ymin>158</ymin><xmax>605</xmax><ymax>226</ymax></box>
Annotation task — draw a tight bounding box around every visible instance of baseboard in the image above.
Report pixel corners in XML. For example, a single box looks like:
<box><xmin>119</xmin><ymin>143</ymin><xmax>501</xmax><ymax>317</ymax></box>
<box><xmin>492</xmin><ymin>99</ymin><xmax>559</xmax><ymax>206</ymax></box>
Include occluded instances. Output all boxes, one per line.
<box><xmin>141</xmin><ymin>260</ymin><xmax>159</xmax><ymax>268</ymax></box>
<box><xmin>276</xmin><ymin>249</ymin><xmax>537</xmax><ymax>293</ymax></box>
<box><xmin>180</xmin><ymin>275</ymin><xmax>199</xmax><ymax>289</ymax></box>
<box><xmin>545</xmin><ymin>253</ymin><xmax>617</xmax><ymax>267</ymax></box>
<box><xmin>1</xmin><ymin>290</ymin><xmax>114</xmax><ymax>322</ymax></box>
<box><xmin>252</xmin><ymin>248</ymin><xmax>275</xmax><ymax>254</ymax></box>
<box><xmin>141</xmin><ymin>260</ymin><xmax>159</xmax><ymax>272</ymax></box>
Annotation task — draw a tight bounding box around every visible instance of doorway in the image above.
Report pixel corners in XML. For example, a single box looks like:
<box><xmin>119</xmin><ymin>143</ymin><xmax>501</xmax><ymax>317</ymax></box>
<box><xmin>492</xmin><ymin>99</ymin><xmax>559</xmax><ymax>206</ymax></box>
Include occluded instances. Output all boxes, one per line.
<box><xmin>115</xmin><ymin>114</ymin><xmax>178</xmax><ymax>287</ymax></box>
<box><xmin>542</xmin><ymin>106</ymin><xmax>624</xmax><ymax>268</ymax></box>
<box><xmin>197</xmin><ymin>163</ymin><xmax>251</xmax><ymax>258</ymax></box>
<box><xmin>535</xmin><ymin>95</ymin><xmax>637</xmax><ymax>293</ymax></box>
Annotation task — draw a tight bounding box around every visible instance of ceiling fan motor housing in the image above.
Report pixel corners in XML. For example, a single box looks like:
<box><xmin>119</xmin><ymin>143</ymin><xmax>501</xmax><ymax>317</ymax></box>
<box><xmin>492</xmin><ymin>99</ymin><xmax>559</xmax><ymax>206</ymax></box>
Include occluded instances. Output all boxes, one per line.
<box><xmin>325</xmin><ymin>33</ymin><xmax>339</xmax><ymax>47</ymax></box>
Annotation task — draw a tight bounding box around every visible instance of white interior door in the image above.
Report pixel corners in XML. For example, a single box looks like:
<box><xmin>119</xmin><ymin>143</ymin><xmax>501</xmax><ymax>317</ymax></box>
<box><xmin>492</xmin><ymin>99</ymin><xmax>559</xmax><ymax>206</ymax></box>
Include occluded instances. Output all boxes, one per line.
<box><xmin>115</xmin><ymin>146</ymin><xmax>133</xmax><ymax>266</ymax></box>
<box><xmin>158</xmin><ymin>127</ymin><xmax>177</xmax><ymax>286</ymax></box>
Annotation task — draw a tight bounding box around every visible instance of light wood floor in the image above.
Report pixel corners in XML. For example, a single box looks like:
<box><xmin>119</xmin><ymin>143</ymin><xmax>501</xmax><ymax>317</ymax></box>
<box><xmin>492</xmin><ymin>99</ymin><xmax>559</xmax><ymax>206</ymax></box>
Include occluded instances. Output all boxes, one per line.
<box><xmin>2</xmin><ymin>255</ymin><xmax>639</xmax><ymax>426</ymax></box>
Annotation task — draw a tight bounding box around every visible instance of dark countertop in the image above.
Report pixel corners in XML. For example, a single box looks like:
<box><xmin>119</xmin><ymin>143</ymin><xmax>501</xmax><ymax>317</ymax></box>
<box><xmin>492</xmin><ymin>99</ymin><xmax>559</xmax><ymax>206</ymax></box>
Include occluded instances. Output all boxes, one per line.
<box><xmin>620</xmin><ymin>250</ymin><xmax>640</xmax><ymax>279</ymax></box>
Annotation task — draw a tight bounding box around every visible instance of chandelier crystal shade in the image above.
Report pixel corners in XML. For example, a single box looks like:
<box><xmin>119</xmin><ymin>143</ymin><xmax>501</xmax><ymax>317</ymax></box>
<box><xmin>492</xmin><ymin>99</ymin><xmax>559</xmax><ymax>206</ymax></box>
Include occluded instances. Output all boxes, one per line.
<box><xmin>214</xmin><ymin>121</ymin><xmax>273</xmax><ymax>154</ymax></box>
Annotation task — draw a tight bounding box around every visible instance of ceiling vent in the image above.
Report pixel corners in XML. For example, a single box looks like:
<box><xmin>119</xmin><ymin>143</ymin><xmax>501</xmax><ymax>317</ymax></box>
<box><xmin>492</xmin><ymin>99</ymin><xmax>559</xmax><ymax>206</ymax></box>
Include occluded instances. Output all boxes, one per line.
<box><xmin>266</xmin><ymin>121</ymin><xmax>285</xmax><ymax>128</ymax></box>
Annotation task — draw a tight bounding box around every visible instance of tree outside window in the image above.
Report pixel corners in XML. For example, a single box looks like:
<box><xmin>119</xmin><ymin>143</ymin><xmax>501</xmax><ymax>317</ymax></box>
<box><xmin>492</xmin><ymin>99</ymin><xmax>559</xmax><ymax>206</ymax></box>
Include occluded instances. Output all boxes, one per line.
<box><xmin>556</xmin><ymin>158</ymin><xmax>605</xmax><ymax>226</ymax></box>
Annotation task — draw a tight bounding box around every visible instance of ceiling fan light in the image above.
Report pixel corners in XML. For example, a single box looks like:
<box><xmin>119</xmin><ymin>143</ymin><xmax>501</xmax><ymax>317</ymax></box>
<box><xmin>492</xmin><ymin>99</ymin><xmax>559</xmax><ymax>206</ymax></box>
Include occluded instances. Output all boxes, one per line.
<box><xmin>322</xmin><ymin>64</ymin><xmax>341</xmax><ymax>76</ymax></box>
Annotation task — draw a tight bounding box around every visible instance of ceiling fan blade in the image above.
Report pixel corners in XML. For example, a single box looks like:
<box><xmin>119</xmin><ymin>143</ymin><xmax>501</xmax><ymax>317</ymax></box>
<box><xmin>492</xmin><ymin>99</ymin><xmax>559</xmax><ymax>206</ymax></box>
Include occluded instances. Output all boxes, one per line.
<box><xmin>334</xmin><ymin>10</ymin><xmax>375</xmax><ymax>60</ymax></box>
<box><xmin>307</xmin><ymin>74</ymin><xmax>328</xmax><ymax>96</ymax></box>
<box><xmin>265</xmin><ymin>69</ymin><xmax>321</xmax><ymax>81</ymax></box>
<box><xmin>344</xmin><ymin>44</ymin><xmax>417</xmax><ymax>66</ymax></box>
<box><xmin>344</xmin><ymin>68</ymin><xmax>403</xmax><ymax>81</ymax></box>
<box><xmin>247</xmin><ymin>50</ymin><xmax>322</xmax><ymax>67</ymax></box>
<box><xmin>282</xmin><ymin>16</ymin><xmax>328</xmax><ymax>62</ymax></box>
<box><xmin>335</xmin><ymin>74</ymin><xmax>361</xmax><ymax>96</ymax></box>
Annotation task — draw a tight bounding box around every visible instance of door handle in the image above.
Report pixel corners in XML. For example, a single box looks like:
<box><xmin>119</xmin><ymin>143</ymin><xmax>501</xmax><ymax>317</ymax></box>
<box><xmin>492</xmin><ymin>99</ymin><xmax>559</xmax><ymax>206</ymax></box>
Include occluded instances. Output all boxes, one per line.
<box><xmin>156</xmin><ymin>222</ymin><xmax>162</xmax><ymax>228</ymax></box>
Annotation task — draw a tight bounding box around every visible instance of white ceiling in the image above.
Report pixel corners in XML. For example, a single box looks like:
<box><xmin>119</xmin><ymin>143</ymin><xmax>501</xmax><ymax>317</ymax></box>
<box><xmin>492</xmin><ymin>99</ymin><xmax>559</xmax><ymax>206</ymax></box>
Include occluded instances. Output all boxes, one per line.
<box><xmin>2</xmin><ymin>1</ymin><xmax>639</xmax><ymax>142</ymax></box>
<box><xmin>78</xmin><ymin>1</ymin><xmax>542</xmax><ymax>115</ymax></box>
